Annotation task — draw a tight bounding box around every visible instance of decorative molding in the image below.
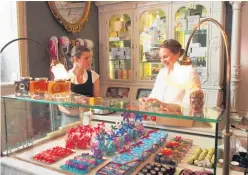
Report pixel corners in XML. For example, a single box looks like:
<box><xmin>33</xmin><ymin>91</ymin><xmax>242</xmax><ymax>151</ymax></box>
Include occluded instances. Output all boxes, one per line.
<box><xmin>209</xmin><ymin>36</ymin><xmax>221</xmax><ymax>55</ymax></box>
<box><xmin>134</xmin><ymin>1</ymin><xmax>171</xmax><ymax>8</ymax></box>
<box><xmin>17</xmin><ymin>2</ymin><xmax>29</xmax><ymax>77</ymax></box>
<box><xmin>48</xmin><ymin>2</ymin><xmax>91</xmax><ymax>33</ymax></box>
<box><xmin>94</xmin><ymin>1</ymin><xmax>118</xmax><ymax>7</ymax></box>
<box><xmin>231</xmin><ymin>65</ymin><xmax>241</xmax><ymax>80</ymax></box>
<box><xmin>230</xmin><ymin>1</ymin><xmax>245</xmax><ymax>10</ymax></box>
<box><xmin>229</xmin><ymin>1</ymin><xmax>245</xmax><ymax>115</ymax></box>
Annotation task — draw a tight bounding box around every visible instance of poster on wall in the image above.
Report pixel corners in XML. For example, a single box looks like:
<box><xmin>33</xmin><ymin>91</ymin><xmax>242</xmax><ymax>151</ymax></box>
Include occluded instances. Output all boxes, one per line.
<box><xmin>106</xmin><ymin>87</ymin><xmax>130</xmax><ymax>98</ymax></box>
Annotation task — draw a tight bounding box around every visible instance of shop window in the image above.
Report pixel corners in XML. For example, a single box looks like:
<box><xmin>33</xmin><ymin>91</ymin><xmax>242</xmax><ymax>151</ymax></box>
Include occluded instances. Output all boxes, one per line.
<box><xmin>0</xmin><ymin>2</ymin><xmax>20</xmax><ymax>84</ymax></box>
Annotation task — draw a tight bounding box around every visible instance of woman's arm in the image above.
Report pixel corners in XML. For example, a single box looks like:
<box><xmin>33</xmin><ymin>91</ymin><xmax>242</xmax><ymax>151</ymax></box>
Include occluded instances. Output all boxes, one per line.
<box><xmin>93</xmin><ymin>78</ymin><xmax>100</xmax><ymax>97</ymax></box>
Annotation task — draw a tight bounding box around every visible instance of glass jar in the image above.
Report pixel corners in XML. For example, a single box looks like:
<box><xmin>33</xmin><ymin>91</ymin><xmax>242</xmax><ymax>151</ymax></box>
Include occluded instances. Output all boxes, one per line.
<box><xmin>190</xmin><ymin>89</ymin><xmax>204</xmax><ymax>114</ymax></box>
<box><xmin>48</xmin><ymin>79</ymin><xmax>71</xmax><ymax>100</ymax></box>
<box><xmin>29</xmin><ymin>77</ymin><xmax>48</xmax><ymax>98</ymax></box>
<box><xmin>14</xmin><ymin>77</ymin><xmax>32</xmax><ymax>97</ymax></box>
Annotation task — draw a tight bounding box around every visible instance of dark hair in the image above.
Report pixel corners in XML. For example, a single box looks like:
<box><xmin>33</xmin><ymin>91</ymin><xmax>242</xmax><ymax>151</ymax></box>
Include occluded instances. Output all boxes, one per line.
<box><xmin>71</xmin><ymin>45</ymin><xmax>90</xmax><ymax>59</ymax></box>
<box><xmin>159</xmin><ymin>39</ymin><xmax>185</xmax><ymax>56</ymax></box>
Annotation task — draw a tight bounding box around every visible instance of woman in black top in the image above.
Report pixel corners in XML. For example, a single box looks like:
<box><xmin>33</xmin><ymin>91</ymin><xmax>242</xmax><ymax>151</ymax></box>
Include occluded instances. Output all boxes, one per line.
<box><xmin>59</xmin><ymin>45</ymin><xmax>100</xmax><ymax>125</ymax></box>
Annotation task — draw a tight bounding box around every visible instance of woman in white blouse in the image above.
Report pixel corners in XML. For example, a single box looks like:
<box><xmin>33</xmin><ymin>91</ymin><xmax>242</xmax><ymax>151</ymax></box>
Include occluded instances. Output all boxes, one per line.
<box><xmin>141</xmin><ymin>39</ymin><xmax>201</xmax><ymax>112</ymax></box>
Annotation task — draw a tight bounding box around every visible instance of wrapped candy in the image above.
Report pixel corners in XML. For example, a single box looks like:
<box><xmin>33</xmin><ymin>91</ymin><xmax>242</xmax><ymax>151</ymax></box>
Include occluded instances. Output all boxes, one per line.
<box><xmin>96</xmin><ymin>162</ymin><xmax>132</xmax><ymax>175</ymax></box>
<box><xmin>60</xmin><ymin>153</ymin><xmax>104</xmax><ymax>174</ymax></box>
<box><xmin>65</xmin><ymin>123</ymin><xmax>104</xmax><ymax>150</ymax></box>
<box><xmin>33</xmin><ymin>146</ymin><xmax>73</xmax><ymax>164</ymax></box>
<box><xmin>105</xmin><ymin>135</ymin><xmax>116</xmax><ymax>156</ymax></box>
<box><xmin>90</xmin><ymin>141</ymin><xmax>104</xmax><ymax>159</ymax></box>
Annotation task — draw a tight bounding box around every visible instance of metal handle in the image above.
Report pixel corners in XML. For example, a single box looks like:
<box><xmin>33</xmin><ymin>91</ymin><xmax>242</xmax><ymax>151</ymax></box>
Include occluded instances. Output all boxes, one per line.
<box><xmin>181</xmin><ymin>18</ymin><xmax>231</xmax><ymax>175</ymax></box>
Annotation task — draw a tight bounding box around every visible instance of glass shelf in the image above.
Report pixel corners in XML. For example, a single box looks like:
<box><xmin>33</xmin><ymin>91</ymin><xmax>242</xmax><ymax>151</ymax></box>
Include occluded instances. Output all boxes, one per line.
<box><xmin>2</xmin><ymin>94</ymin><xmax>225</xmax><ymax>123</ymax></box>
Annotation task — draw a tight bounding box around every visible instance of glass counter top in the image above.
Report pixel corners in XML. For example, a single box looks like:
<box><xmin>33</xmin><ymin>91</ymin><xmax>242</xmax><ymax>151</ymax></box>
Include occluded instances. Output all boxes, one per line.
<box><xmin>2</xmin><ymin>94</ymin><xmax>225</xmax><ymax>123</ymax></box>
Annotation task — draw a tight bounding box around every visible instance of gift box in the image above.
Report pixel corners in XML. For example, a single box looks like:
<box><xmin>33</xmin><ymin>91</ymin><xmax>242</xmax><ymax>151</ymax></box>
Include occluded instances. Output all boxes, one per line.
<box><xmin>113</xmin><ymin>153</ymin><xmax>141</xmax><ymax>171</ymax></box>
<box><xmin>60</xmin><ymin>153</ymin><xmax>104</xmax><ymax>175</ymax></box>
<box><xmin>96</xmin><ymin>162</ymin><xmax>132</xmax><ymax>175</ymax></box>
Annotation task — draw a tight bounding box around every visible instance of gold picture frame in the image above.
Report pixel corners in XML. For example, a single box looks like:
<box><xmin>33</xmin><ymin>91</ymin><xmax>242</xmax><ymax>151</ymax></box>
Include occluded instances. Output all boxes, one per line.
<box><xmin>48</xmin><ymin>1</ymin><xmax>91</xmax><ymax>33</ymax></box>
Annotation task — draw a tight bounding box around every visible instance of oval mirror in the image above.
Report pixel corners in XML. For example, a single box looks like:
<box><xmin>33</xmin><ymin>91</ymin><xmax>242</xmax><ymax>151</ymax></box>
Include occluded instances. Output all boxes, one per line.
<box><xmin>48</xmin><ymin>1</ymin><xmax>91</xmax><ymax>33</ymax></box>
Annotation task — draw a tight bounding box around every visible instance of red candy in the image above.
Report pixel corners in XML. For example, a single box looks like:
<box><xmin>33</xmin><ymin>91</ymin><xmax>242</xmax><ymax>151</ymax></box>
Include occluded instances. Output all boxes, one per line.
<box><xmin>161</xmin><ymin>148</ymin><xmax>172</xmax><ymax>156</ymax></box>
<box><xmin>143</xmin><ymin>115</ymin><xmax>148</xmax><ymax>120</ymax></box>
<box><xmin>33</xmin><ymin>146</ymin><xmax>73</xmax><ymax>164</ymax></box>
<box><xmin>166</xmin><ymin>141</ymin><xmax>179</xmax><ymax>148</ymax></box>
<box><xmin>150</xmin><ymin>116</ymin><xmax>156</xmax><ymax>121</ymax></box>
<box><xmin>65</xmin><ymin>122</ymin><xmax>106</xmax><ymax>149</ymax></box>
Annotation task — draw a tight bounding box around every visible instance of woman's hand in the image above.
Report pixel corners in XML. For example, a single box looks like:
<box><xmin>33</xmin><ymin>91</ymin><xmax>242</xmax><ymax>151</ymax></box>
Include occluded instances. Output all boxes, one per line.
<box><xmin>146</xmin><ymin>98</ymin><xmax>163</xmax><ymax>105</ymax></box>
<box><xmin>73</xmin><ymin>95</ymin><xmax>89</xmax><ymax>104</ymax></box>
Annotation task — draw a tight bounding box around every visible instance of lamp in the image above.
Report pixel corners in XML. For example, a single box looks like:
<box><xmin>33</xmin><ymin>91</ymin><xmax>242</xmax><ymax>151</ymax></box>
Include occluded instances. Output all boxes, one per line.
<box><xmin>180</xmin><ymin>18</ymin><xmax>231</xmax><ymax>175</ymax></box>
<box><xmin>0</xmin><ymin>37</ymin><xmax>52</xmax><ymax>77</ymax></box>
<box><xmin>113</xmin><ymin>20</ymin><xmax>123</xmax><ymax>37</ymax></box>
<box><xmin>0</xmin><ymin>37</ymin><xmax>68</xmax><ymax>80</ymax></box>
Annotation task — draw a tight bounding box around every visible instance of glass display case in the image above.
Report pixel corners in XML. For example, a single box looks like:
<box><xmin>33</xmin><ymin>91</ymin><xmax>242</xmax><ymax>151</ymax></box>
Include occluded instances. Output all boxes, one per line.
<box><xmin>139</xmin><ymin>9</ymin><xmax>167</xmax><ymax>80</ymax></box>
<box><xmin>108</xmin><ymin>13</ymin><xmax>132</xmax><ymax>81</ymax></box>
<box><xmin>1</xmin><ymin>94</ymin><xmax>227</xmax><ymax>175</ymax></box>
<box><xmin>174</xmin><ymin>4</ymin><xmax>208</xmax><ymax>81</ymax></box>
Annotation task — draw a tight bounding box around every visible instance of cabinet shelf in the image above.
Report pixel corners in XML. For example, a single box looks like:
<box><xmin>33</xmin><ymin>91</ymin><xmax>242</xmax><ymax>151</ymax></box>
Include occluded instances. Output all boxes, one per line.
<box><xmin>109</xmin><ymin>59</ymin><xmax>131</xmax><ymax>61</ymax></box>
<box><xmin>2</xmin><ymin>95</ymin><xmax>225</xmax><ymax>123</ymax></box>
<box><xmin>176</xmin><ymin>29</ymin><xmax>207</xmax><ymax>35</ymax></box>
<box><xmin>141</xmin><ymin>60</ymin><xmax>161</xmax><ymax>63</ymax></box>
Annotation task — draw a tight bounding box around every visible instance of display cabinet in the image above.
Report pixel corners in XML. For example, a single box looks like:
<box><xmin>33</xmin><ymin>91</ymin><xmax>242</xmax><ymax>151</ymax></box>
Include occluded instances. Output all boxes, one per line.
<box><xmin>108</xmin><ymin>12</ymin><xmax>133</xmax><ymax>81</ymax></box>
<box><xmin>97</xmin><ymin>1</ymin><xmax>224</xmax><ymax>108</ymax></box>
<box><xmin>1</xmin><ymin>94</ymin><xmax>231</xmax><ymax>175</ymax></box>
<box><xmin>137</xmin><ymin>7</ymin><xmax>169</xmax><ymax>81</ymax></box>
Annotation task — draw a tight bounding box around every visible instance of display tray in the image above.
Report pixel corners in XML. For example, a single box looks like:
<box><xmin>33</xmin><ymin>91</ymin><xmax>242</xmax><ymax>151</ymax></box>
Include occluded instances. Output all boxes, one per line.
<box><xmin>8</xmin><ymin>132</ymin><xmax>217</xmax><ymax>175</ymax></box>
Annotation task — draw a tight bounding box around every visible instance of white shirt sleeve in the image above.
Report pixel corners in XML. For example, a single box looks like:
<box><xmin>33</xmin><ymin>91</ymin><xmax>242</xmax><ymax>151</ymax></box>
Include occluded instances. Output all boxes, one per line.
<box><xmin>149</xmin><ymin>68</ymin><xmax>167</xmax><ymax>101</ymax></box>
<box><xmin>90</xmin><ymin>70</ymin><xmax>100</xmax><ymax>83</ymax></box>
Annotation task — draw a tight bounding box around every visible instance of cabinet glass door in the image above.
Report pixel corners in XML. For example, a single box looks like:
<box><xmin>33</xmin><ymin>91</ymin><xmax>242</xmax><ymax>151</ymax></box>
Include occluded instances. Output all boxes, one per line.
<box><xmin>175</xmin><ymin>4</ymin><xmax>208</xmax><ymax>79</ymax></box>
<box><xmin>108</xmin><ymin>14</ymin><xmax>132</xmax><ymax>80</ymax></box>
<box><xmin>139</xmin><ymin>9</ymin><xmax>167</xmax><ymax>80</ymax></box>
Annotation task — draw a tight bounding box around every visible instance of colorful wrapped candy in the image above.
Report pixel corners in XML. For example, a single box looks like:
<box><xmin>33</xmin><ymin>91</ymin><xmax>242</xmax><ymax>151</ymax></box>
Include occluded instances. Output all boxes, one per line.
<box><xmin>33</xmin><ymin>146</ymin><xmax>73</xmax><ymax>164</ymax></box>
<box><xmin>96</xmin><ymin>162</ymin><xmax>132</xmax><ymax>175</ymax></box>
<box><xmin>65</xmin><ymin>123</ymin><xmax>105</xmax><ymax>149</ymax></box>
<box><xmin>60</xmin><ymin>153</ymin><xmax>104</xmax><ymax>175</ymax></box>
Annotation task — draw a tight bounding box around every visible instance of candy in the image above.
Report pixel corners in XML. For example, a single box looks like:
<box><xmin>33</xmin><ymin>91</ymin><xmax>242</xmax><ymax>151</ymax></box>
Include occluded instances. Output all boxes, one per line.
<box><xmin>33</xmin><ymin>146</ymin><xmax>73</xmax><ymax>164</ymax></box>
<box><xmin>61</xmin><ymin>153</ymin><xmax>104</xmax><ymax>174</ymax></box>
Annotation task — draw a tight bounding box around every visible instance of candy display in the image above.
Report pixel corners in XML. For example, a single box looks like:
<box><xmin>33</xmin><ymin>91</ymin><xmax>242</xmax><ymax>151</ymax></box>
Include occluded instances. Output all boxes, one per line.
<box><xmin>96</xmin><ymin>162</ymin><xmax>132</xmax><ymax>175</ymax></box>
<box><xmin>14</xmin><ymin>77</ymin><xmax>32</xmax><ymax>97</ymax></box>
<box><xmin>32</xmin><ymin>146</ymin><xmax>73</xmax><ymax>164</ymax></box>
<box><xmin>48</xmin><ymin>79</ymin><xmax>71</xmax><ymax>98</ymax></box>
<box><xmin>179</xmin><ymin>168</ymin><xmax>213</xmax><ymax>175</ymax></box>
<box><xmin>65</xmin><ymin>123</ymin><xmax>105</xmax><ymax>149</ymax></box>
<box><xmin>186</xmin><ymin>148</ymin><xmax>215</xmax><ymax>168</ymax></box>
<box><xmin>137</xmin><ymin>162</ymin><xmax>176</xmax><ymax>175</ymax></box>
<box><xmin>113</xmin><ymin>130</ymin><xmax>168</xmax><ymax>171</ymax></box>
<box><xmin>154</xmin><ymin>136</ymin><xmax>193</xmax><ymax>166</ymax></box>
<box><xmin>60</xmin><ymin>153</ymin><xmax>104</xmax><ymax>175</ymax></box>
<box><xmin>190</xmin><ymin>88</ymin><xmax>204</xmax><ymax>114</ymax></box>
<box><xmin>29</xmin><ymin>77</ymin><xmax>49</xmax><ymax>98</ymax></box>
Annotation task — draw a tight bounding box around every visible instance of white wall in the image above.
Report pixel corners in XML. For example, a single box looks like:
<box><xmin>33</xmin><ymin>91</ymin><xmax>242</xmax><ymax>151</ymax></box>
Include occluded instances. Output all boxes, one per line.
<box><xmin>239</xmin><ymin>3</ymin><xmax>248</xmax><ymax>118</ymax></box>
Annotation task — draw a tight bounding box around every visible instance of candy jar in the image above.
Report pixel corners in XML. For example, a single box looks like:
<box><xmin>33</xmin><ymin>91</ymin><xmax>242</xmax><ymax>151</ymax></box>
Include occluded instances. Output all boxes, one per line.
<box><xmin>48</xmin><ymin>79</ymin><xmax>71</xmax><ymax>100</ymax></box>
<box><xmin>14</xmin><ymin>77</ymin><xmax>32</xmax><ymax>97</ymax></box>
<box><xmin>190</xmin><ymin>88</ymin><xmax>204</xmax><ymax>114</ymax></box>
<box><xmin>29</xmin><ymin>77</ymin><xmax>48</xmax><ymax>99</ymax></box>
